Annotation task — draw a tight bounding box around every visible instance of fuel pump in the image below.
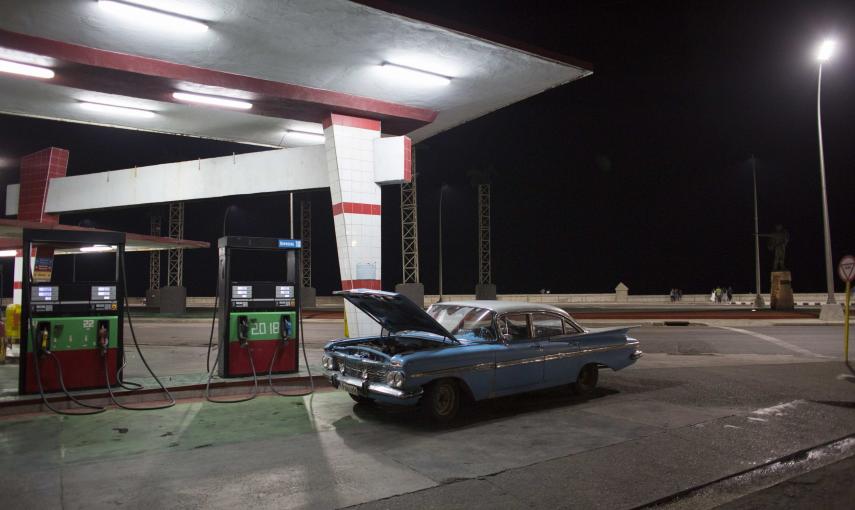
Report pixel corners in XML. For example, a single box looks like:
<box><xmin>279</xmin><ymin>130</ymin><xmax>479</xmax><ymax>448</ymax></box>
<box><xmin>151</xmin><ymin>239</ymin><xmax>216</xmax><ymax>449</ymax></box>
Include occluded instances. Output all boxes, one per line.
<box><xmin>19</xmin><ymin>228</ymin><xmax>174</xmax><ymax>414</ymax></box>
<box><xmin>205</xmin><ymin>236</ymin><xmax>307</xmax><ymax>402</ymax></box>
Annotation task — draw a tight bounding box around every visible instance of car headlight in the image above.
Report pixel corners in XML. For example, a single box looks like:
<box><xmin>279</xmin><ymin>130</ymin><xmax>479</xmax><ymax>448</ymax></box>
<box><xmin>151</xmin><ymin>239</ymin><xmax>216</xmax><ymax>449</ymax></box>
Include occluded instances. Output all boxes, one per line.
<box><xmin>322</xmin><ymin>355</ymin><xmax>331</xmax><ymax>369</ymax></box>
<box><xmin>385</xmin><ymin>371</ymin><xmax>405</xmax><ymax>388</ymax></box>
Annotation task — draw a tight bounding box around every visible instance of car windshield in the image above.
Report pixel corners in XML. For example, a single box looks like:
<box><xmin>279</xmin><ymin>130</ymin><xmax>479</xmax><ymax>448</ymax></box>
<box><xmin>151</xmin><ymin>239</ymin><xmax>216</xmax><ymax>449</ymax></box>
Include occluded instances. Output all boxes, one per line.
<box><xmin>427</xmin><ymin>305</ymin><xmax>497</xmax><ymax>343</ymax></box>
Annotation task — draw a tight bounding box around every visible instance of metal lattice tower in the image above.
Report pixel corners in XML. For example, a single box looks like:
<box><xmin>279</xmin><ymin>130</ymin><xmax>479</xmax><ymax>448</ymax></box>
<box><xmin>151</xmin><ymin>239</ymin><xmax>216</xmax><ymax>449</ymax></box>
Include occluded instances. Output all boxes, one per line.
<box><xmin>478</xmin><ymin>183</ymin><xmax>491</xmax><ymax>285</ymax></box>
<box><xmin>401</xmin><ymin>160</ymin><xmax>420</xmax><ymax>284</ymax></box>
<box><xmin>149</xmin><ymin>215</ymin><xmax>161</xmax><ymax>290</ymax></box>
<box><xmin>300</xmin><ymin>200</ymin><xmax>312</xmax><ymax>288</ymax></box>
<box><xmin>166</xmin><ymin>201</ymin><xmax>184</xmax><ymax>287</ymax></box>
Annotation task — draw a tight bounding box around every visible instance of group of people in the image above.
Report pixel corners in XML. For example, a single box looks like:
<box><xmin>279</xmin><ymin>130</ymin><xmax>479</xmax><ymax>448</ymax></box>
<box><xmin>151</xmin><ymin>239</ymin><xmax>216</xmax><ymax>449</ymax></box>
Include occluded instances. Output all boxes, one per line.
<box><xmin>711</xmin><ymin>286</ymin><xmax>734</xmax><ymax>303</ymax></box>
<box><xmin>669</xmin><ymin>288</ymin><xmax>683</xmax><ymax>302</ymax></box>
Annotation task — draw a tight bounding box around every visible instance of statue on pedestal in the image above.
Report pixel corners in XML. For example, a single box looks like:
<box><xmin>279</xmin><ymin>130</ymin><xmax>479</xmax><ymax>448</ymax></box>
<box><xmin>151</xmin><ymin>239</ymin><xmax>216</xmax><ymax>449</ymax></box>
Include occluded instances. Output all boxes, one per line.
<box><xmin>760</xmin><ymin>224</ymin><xmax>789</xmax><ymax>271</ymax></box>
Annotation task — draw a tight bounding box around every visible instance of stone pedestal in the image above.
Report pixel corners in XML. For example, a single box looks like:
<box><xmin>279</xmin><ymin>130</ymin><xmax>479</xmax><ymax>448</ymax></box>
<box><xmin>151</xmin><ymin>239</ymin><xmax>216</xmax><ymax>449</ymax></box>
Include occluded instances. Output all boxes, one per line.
<box><xmin>770</xmin><ymin>271</ymin><xmax>794</xmax><ymax>310</ymax></box>
<box><xmin>145</xmin><ymin>288</ymin><xmax>160</xmax><ymax>310</ymax></box>
<box><xmin>395</xmin><ymin>283</ymin><xmax>424</xmax><ymax>308</ymax></box>
<box><xmin>159</xmin><ymin>286</ymin><xmax>187</xmax><ymax>314</ymax></box>
<box><xmin>615</xmin><ymin>282</ymin><xmax>628</xmax><ymax>303</ymax></box>
<box><xmin>475</xmin><ymin>283</ymin><xmax>497</xmax><ymax>300</ymax></box>
<box><xmin>300</xmin><ymin>287</ymin><xmax>317</xmax><ymax>308</ymax></box>
<box><xmin>819</xmin><ymin>303</ymin><xmax>844</xmax><ymax>321</ymax></box>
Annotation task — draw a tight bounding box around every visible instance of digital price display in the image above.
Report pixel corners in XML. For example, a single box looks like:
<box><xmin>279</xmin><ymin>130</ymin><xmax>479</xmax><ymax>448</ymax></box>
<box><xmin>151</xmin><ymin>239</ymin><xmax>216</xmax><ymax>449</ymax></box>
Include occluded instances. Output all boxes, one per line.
<box><xmin>232</xmin><ymin>285</ymin><xmax>253</xmax><ymax>299</ymax></box>
<box><xmin>276</xmin><ymin>285</ymin><xmax>295</xmax><ymax>298</ymax></box>
<box><xmin>31</xmin><ymin>286</ymin><xmax>59</xmax><ymax>302</ymax></box>
<box><xmin>90</xmin><ymin>286</ymin><xmax>116</xmax><ymax>301</ymax></box>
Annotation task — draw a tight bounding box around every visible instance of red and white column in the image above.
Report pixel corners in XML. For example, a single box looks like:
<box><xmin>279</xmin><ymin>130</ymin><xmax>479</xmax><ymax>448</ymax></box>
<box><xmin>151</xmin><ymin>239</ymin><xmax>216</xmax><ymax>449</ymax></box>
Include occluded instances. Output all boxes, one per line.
<box><xmin>12</xmin><ymin>147</ymin><xmax>69</xmax><ymax>304</ymax></box>
<box><xmin>323</xmin><ymin>114</ymin><xmax>383</xmax><ymax>337</ymax></box>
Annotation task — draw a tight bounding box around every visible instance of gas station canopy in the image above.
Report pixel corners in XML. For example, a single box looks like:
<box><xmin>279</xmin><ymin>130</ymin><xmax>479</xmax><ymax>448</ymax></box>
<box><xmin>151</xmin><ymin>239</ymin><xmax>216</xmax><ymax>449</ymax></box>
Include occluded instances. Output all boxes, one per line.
<box><xmin>0</xmin><ymin>0</ymin><xmax>591</xmax><ymax>147</ymax></box>
<box><xmin>0</xmin><ymin>218</ymin><xmax>209</xmax><ymax>253</ymax></box>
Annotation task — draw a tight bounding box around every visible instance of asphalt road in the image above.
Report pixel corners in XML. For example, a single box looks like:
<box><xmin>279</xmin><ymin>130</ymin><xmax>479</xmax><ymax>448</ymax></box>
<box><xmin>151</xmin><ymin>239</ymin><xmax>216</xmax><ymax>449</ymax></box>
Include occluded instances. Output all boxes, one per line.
<box><xmin>2</xmin><ymin>322</ymin><xmax>854</xmax><ymax>509</ymax></box>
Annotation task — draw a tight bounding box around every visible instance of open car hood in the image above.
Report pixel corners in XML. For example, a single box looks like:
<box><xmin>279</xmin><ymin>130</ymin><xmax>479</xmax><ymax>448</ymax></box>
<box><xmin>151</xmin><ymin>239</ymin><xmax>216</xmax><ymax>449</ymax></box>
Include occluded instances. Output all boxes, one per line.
<box><xmin>335</xmin><ymin>289</ymin><xmax>458</xmax><ymax>343</ymax></box>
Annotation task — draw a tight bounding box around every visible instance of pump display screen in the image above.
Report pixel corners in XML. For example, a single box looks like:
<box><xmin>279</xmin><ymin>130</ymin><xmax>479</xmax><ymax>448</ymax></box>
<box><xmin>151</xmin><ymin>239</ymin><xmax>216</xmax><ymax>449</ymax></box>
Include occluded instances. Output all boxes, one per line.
<box><xmin>232</xmin><ymin>285</ymin><xmax>253</xmax><ymax>299</ymax></box>
<box><xmin>91</xmin><ymin>286</ymin><xmax>116</xmax><ymax>301</ymax></box>
<box><xmin>276</xmin><ymin>286</ymin><xmax>295</xmax><ymax>298</ymax></box>
<box><xmin>31</xmin><ymin>286</ymin><xmax>59</xmax><ymax>302</ymax></box>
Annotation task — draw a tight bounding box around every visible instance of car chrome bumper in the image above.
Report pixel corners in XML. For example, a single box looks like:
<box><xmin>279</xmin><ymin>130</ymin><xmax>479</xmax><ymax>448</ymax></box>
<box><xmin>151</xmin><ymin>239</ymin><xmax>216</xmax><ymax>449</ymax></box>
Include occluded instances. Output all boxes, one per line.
<box><xmin>630</xmin><ymin>350</ymin><xmax>643</xmax><ymax>360</ymax></box>
<box><xmin>327</xmin><ymin>373</ymin><xmax>423</xmax><ymax>400</ymax></box>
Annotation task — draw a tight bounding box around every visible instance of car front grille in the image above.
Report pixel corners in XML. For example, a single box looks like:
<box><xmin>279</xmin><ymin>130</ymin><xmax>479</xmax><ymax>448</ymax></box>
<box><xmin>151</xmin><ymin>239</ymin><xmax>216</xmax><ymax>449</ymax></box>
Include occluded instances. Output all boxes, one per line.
<box><xmin>342</xmin><ymin>359</ymin><xmax>387</xmax><ymax>383</ymax></box>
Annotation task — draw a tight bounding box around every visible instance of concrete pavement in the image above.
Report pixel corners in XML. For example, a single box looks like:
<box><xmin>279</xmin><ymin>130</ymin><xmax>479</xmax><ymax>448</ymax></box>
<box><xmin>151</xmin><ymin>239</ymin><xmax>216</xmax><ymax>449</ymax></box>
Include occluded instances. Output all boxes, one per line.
<box><xmin>2</xmin><ymin>322</ymin><xmax>854</xmax><ymax>509</ymax></box>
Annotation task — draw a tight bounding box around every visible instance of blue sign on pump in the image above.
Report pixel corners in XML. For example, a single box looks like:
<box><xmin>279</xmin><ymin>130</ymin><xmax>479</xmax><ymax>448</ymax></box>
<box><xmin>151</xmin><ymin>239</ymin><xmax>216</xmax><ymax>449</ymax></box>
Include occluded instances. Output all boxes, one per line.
<box><xmin>278</xmin><ymin>239</ymin><xmax>301</xmax><ymax>249</ymax></box>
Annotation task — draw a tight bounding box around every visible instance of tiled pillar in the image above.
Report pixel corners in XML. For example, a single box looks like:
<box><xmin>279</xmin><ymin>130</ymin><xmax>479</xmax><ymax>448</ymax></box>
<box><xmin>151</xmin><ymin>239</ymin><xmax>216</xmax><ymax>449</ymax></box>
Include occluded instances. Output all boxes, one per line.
<box><xmin>18</xmin><ymin>147</ymin><xmax>69</xmax><ymax>223</ymax></box>
<box><xmin>323</xmin><ymin>114</ymin><xmax>382</xmax><ymax>338</ymax></box>
<box><xmin>13</xmin><ymin>148</ymin><xmax>69</xmax><ymax>304</ymax></box>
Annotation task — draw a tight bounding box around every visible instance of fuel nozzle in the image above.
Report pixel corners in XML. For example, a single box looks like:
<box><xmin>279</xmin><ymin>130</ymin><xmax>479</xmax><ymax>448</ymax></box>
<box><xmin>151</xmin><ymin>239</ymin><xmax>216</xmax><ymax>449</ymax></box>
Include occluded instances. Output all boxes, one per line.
<box><xmin>97</xmin><ymin>321</ymin><xmax>110</xmax><ymax>356</ymax></box>
<box><xmin>38</xmin><ymin>323</ymin><xmax>51</xmax><ymax>355</ymax></box>
<box><xmin>280</xmin><ymin>315</ymin><xmax>292</xmax><ymax>345</ymax></box>
<box><xmin>237</xmin><ymin>316</ymin><xmax>249</xmax><ymax>346</ymax></box>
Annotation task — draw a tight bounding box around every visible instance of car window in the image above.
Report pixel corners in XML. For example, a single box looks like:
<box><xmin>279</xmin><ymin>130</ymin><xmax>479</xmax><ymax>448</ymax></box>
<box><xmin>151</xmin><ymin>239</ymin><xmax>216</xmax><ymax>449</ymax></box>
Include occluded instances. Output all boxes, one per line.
<box><xmin>427</xmin><ymin>305</ymin><xmax>497</xmax><ymax>342</ymax></box>
<box><xmin>532</xmin><ymin>313</ymin><xmax>564</xmax><ymax>338</ymax></box>
<box><xmin>563</xmin><ymin>318</ymin><xmax>582</xmax><ymax>335</ymax></box>
<box><xmin>499</xmin><ymin>313</ymin><xmax>530</xmax><ymax>342</ymax></box>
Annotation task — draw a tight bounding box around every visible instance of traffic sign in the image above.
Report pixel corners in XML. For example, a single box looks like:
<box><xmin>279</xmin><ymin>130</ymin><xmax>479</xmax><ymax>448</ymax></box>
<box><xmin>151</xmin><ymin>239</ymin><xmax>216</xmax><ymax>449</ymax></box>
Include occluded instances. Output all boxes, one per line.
<box><xmin>838</xmin><ymin>255</ymin><xmax>855</xmax><ymax>283</ymax></box>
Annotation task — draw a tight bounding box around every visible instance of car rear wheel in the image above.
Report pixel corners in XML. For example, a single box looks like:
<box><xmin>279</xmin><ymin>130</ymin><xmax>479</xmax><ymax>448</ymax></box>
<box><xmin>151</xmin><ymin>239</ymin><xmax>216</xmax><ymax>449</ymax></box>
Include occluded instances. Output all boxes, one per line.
<box><xmin>349</xmin><ymin>394</ymin><xmax>375</xmax><ymax>405</ymax></box>
<box><xmin>572</xmin><ymin>364</ymin><xmax>599</xmax><ymax>396</ymax></box>
<box><xmin>421</xmin><ymin>379</ymin><xmax>460</xmax><ymax>423</ymax></box>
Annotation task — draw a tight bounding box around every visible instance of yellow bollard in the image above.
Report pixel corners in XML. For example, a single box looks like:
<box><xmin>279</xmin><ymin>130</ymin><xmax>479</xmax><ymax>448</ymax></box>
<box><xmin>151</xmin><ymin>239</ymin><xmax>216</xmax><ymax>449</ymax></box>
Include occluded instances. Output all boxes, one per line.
<box><xmin>5</xmin><ymin>304</ymin><xmax>20</xmax><ymax>345</ymax></box>
<box><xmin>845</xmin><ymin>281</ymin><xmax>851</xmax><ymax>363</ymax></box>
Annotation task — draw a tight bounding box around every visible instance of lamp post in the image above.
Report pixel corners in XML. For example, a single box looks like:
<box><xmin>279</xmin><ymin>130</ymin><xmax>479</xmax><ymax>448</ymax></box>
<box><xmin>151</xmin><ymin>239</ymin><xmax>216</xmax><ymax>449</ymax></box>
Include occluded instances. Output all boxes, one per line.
<box><xmin>815</xmin><ymin>39</ymin><xmax>837</xmax><ymax>308</ymax></box>
<box><xmin>750</xmin><ymin>156</ymin><xmax>764</xmax><ymax>308</ymax></box>
<box><xmin>222</xmin><ymin>205</ymin><xmax>237</xmax><ymax>237</ymax></box>
<box><xmin>438</xmin><ymin>183</ymin><xmax>449</xmax><ymax>302</ymax></box>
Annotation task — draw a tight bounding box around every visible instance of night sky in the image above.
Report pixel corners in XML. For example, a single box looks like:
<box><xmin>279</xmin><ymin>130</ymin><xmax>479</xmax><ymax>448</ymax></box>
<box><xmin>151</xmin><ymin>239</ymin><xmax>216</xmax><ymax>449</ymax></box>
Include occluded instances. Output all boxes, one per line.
<box><xmin>1</xmin><ymin>0</ymin><xmax>854</xmax><ymax>298</ymax></box>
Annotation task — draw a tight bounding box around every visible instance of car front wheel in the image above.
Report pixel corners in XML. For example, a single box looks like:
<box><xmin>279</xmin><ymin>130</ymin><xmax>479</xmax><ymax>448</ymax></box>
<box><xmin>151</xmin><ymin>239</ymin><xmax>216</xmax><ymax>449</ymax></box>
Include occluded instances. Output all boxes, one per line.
<box><xmin>421</xmin><ymin>379</ymin><xmax>460</xmax><ymax>423</ymax></box>
<box><xmin>572</xmin><ymin>364</ymin><xmax>599</xmax><ymax>396</ymax></box>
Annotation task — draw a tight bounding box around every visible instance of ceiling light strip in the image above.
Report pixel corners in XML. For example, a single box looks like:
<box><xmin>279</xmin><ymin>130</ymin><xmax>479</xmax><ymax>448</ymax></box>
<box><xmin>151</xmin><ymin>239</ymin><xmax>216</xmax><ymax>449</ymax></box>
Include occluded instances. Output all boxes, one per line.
<box><xmin>0</xmin><ymin>58</ymin><xmax>54</xmax><ymax>79</ymax></box>
<box><xmin>98</xmin><ymin>0</ymin><xmax>209</xmax><ymax>33</ymax></box>
<box><xmin>172</xmin><ymin>92</ymin><xmax>252</xmax><ymax>110</ymax></box>
<box><xmin>80</xmin><ymin>101</ymin><xmax>156</xmax><ymax>118</ymax></box>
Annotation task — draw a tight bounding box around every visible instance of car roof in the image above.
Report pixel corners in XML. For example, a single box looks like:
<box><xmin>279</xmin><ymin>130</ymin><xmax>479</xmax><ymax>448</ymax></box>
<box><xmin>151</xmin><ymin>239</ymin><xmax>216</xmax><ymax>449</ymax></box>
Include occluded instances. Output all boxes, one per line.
<box><xmin>431</xmin><ymin>300</ymin><xmax>572</xmax><ymax>317</ymax></box>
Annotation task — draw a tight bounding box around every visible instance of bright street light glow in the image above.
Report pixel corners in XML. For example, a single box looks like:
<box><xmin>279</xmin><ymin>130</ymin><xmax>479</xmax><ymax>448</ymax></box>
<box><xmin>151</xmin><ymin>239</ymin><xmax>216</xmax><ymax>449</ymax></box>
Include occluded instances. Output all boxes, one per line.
<box><xmin>98</xmin><ymin>0</ymin><xmax>208</xmax><ymax>33</ymax></box>
<box><xmin>0</xmin><ymin>250</ymin><xmax>17</xmax><ymax>257</ymax></box>
<box><xmin>817</xmin><ymin>39</ymin><xmax>836</xmax><ymax>62</ymax></box>
<box><xmin>80</xmin><ymin>245</ymin><xmax>116</xmax><ymax>253</ymax></box>
<box><xmin>0</xmin><ymin>59</ymin><xmax>54</xmax><ymax>79</ymax></box>
<box><xmin>80</xmin><ymin>101</ymin><xmax>156</xmax><ymax>118</ymax></box>
<box><xmin>286</xmin><ymin>130</ymin><xmax>326</xmax><ymax>143</ymax></box>
<box><xmin>172</xmin><ymin>92</ymin><xmax>252</xmax><ymax>110</ymax></box>
<box><xmin>380</xmin><ymin>62</ymin><xmax>452</xmax><ymax>86</ymax></box>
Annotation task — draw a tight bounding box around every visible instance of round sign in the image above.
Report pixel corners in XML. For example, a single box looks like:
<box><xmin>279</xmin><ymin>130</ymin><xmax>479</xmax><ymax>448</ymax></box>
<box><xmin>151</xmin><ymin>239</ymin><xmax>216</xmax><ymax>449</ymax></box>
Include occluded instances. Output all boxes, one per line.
<box><xmin>838</xmin><ymin>255</ymin><xmax>855</xmax><ymax>283</ymax></box>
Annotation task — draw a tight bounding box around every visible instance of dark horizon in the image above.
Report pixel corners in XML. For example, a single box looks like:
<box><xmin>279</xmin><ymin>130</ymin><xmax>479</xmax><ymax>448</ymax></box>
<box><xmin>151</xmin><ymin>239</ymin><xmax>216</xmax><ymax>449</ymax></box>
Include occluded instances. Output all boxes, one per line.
<box><xmin>1</xmin><ymin>0</ymin><xmax>854</xmax><ymax>298</ymax></box>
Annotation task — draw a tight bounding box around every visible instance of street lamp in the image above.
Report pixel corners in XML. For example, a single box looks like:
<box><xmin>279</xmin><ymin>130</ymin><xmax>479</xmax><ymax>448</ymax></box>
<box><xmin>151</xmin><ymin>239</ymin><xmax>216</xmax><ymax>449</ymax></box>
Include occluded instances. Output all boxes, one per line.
<box><xmin>750</xmin><ymin>156</ymin><xmax>764</xmax><ymax>308</ymax></box>
<box><xmin>815</xmin><ymin>39</ymin><xmax>837</xmax><ymax>310</ymax></box>
<box><xmin>437</xmin><ymin>183</ymin><xmax>449</xmax><ymax>302</ymax></box>
<box><xmin>222</xmin><ymin>205</ymin><xmax>238</xmax><ymax>237</ymax></box>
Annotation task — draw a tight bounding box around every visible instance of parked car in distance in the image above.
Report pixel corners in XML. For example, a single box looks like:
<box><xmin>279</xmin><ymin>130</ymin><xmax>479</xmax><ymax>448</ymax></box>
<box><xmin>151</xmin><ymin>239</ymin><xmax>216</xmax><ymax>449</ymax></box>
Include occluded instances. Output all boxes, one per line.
<box><xmin>322</xmin><ymin>290</ymin><xmax>642</xmax><ymax>422</ymax></box>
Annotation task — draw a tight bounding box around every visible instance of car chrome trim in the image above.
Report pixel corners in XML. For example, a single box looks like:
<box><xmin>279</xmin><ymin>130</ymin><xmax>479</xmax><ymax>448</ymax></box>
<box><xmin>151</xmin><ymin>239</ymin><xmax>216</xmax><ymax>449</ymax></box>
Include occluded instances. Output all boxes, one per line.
<box><xmin>331</xmin><ymin>373</ymin><xmax>423</xmax><ymax>399</ymax></box>
<box><xmin>630</xmin><ymin>349</ymin><xmax>643</xmax><ymax>360</ymax></box>
<box><xmin>409</xmin><ymin>361</ymin><xmax>494</xmax><ymax>379</ymax></box>
<box><xmin>495</xmin><ymin>356</ymin><xmax>545</xmax><ymax>369</ymax></box>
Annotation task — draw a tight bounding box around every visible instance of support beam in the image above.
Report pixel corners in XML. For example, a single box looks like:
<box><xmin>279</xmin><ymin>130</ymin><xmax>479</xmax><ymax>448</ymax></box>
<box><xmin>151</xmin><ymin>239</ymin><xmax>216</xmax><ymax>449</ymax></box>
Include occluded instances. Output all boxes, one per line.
<box><xmin>300</xmin><ymin>200</ymin><xmax>316</xmax><ymax>307</ymax></box>
<box><xmin>476</xmin><ymin>183</ymin><xmax>496</xmax><ymax>300</ymax></box>
<box><xmin>148</xmin><ymin>215</ymin><xmax>161</xmax><ymax>291</ymax></box>
<box><xmin>161</xmin><ymin>201</ymin><xmax>186</xmax><ymax>313</ymax></box>
<box><xmin>395</xmin><ymin>148</ymin><xmax>424</xmax><ymax>306</ymax></box>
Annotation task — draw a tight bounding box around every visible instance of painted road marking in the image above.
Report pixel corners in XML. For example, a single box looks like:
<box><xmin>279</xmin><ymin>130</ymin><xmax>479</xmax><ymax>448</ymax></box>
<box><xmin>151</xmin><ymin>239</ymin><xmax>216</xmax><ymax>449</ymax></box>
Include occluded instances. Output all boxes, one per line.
<box><xmin>714</xmin><ymin>326</ymin><xmax>831</xmax><ymax>359</ymax></box>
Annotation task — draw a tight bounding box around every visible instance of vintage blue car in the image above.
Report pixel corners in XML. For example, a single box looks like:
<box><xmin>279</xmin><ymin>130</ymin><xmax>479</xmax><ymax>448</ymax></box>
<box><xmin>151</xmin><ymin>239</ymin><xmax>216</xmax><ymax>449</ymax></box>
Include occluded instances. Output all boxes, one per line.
<box><xmin>322</xmin><ymin>290</ymin><xmax>642</xmax><ymax>422</ymax></box>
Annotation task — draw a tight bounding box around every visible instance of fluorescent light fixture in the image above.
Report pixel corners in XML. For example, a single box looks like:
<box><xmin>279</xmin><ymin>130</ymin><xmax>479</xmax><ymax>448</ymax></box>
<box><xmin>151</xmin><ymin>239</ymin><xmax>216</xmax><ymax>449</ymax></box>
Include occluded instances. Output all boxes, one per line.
<box><xmin>0</xmin><ymin>250</ymin><xmax>17</xmax><ymax>257</ymax></box>
<box><xmin>0</xmin><ymin>58</ymin><xmax>54</xmax><ymax>79</ymax></box>
<box><xmin>817</xmin><ymin>39</ymin><xmax>836</xmax><ymax>62</ymax></box>
<box><xmin>80</xmin><ymin>101</ymin><xmax>155</xmax><ymax>118</ymax></box>
<box><xmin>80</xmin><ymin>245</ymin><xmax>115</xmax><ymax>253</ymax></box>
<box><xmin>286</xmin><ymin>130</ymin><xmax>326</xmax><ymax>143</ymax></box>
<box><xmin>380</xmin><ymin>62</ymin><xmax>451</xmax><ymax>86</ymax></box>
<box><xmin>98</xmin><ymin>0</ymin><xmax>208</xmax><ymax>33</ymax></box>
<box><xmin>172</xmin><ymin>92</ymin><xmax>252</xmax><ymax>110</ymax></box>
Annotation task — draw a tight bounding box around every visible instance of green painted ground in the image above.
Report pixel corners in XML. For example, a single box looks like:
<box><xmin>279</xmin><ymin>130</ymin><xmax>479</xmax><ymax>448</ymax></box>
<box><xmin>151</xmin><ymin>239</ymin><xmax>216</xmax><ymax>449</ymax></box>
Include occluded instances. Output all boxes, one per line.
<box><xmin>0</xmin><ymin>393</ymin><xmax>359</xmax><ymax>466</ymax></box>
